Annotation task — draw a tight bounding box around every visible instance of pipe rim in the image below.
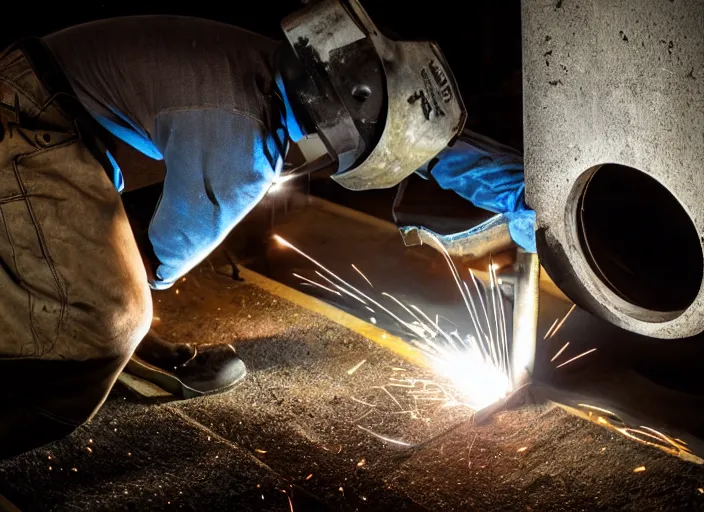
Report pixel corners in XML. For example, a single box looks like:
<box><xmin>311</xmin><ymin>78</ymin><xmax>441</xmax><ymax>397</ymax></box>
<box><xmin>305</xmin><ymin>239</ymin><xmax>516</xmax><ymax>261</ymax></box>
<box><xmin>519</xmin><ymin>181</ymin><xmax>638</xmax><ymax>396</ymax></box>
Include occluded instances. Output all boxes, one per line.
<box><xmin>563</xmin><ymin>163</ymin><xmax>704</xmax><ymax>336</ymax></box>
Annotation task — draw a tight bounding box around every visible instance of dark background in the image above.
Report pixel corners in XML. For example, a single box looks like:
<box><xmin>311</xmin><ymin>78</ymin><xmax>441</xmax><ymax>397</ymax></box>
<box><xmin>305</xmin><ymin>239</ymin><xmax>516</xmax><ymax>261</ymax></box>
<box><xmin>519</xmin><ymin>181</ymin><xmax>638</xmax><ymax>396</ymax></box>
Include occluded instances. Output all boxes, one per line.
<box><xmin>1</xmin><ymin>1</ymin><xmax>523</xmax><ymax>150</ymax></box>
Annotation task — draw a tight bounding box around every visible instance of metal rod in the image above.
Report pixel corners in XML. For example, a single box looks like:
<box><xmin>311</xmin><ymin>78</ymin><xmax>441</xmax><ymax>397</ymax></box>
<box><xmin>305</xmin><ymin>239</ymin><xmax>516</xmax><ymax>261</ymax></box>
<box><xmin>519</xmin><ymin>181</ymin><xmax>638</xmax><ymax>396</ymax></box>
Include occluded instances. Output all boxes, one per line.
<box><xmin>511</xmin><ymin>249</ymin><xmax>540</xmax><ymax>387</ymax></box>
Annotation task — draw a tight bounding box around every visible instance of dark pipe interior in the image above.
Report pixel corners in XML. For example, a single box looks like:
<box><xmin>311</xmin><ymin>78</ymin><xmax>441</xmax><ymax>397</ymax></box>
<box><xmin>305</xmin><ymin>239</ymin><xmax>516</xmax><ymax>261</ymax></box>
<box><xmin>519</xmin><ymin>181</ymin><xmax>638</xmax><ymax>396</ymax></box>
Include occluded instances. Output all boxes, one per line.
<box><xmin>577</xmin><ymin>164</ymin><xmax>703</xmax><ymax>313</ymax></box>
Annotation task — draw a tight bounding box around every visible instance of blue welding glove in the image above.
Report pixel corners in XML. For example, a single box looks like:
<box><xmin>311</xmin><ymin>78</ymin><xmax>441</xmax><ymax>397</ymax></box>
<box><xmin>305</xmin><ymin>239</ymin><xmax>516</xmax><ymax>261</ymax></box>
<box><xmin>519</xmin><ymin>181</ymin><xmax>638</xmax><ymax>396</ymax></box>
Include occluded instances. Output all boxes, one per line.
<box><xmin>421</xmin><ymin>130</ymin><xmax>536</xmax><ymax>253</ymax></box>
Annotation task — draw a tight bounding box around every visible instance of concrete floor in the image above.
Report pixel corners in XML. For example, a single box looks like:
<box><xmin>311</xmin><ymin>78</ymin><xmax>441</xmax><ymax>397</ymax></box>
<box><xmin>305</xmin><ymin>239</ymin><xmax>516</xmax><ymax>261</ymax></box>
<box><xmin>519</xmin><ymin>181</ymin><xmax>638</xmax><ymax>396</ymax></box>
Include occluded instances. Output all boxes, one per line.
<box><xmin>2</xmin><ymin>262</ymin><xmax>704</xmax><ymax>511</ymax></box>
<box><xmin>1</xmin><ymin>192</ymin><xmax>704</xmax><ymax>511</ymax></box>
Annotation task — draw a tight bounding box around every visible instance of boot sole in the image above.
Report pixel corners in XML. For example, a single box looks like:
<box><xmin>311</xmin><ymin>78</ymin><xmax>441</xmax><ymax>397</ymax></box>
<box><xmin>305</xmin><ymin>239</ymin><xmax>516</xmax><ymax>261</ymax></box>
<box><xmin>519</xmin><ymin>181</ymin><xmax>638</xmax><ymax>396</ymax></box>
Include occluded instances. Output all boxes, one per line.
<box><xmin>125</xmin><ymin>355</ymin><xmax>247</xmax><ymax>399</ymax></box>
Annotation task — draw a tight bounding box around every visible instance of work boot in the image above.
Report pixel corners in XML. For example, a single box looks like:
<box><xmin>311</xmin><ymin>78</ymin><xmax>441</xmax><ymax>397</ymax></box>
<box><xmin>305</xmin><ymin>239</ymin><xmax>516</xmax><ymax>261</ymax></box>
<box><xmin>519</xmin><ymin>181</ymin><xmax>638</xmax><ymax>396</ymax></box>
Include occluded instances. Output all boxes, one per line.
<box><xmin>125</xmin><ymin>329</ymin><xmax>247</xmax><ymax>399</ymax></box>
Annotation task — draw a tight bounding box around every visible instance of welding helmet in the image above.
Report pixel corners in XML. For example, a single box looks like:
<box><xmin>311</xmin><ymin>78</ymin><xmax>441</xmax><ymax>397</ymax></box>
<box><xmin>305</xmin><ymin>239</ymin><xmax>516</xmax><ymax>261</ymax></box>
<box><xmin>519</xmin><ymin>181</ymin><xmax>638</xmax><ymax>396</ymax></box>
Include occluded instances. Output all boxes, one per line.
<box><xmin>280</xmin><ymin>0</ymin><xmax>466</xmax><ymax>191</ymax></box>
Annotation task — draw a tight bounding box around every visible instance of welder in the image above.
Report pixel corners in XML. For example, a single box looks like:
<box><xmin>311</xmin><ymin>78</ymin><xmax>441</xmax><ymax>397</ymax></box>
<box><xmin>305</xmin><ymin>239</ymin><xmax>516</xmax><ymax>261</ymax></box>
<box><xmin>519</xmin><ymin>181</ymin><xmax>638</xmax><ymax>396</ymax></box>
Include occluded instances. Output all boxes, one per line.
<box><xmin>0</xmin><ymin>1</ymin><xmax>532</xmax><ymax>458</ymax></box>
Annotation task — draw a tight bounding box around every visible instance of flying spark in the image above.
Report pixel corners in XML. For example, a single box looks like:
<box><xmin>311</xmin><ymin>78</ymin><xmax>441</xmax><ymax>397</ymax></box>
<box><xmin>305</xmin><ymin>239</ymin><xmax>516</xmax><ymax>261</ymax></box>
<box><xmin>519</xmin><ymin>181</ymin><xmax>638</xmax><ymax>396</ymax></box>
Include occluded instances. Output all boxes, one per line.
<box><xmin>543</xmin><ymin>318</ymin><xmax>559</xmax><ymax>339</ymax></box>
<box><xmin>350</xmin><ymin>396</ymin><xmax>376</xmax><ymax>407</ymax></box>
<box><xmin>578</xmin><ymin>404</ymin><xmax>617</xmax><ymax>417</ymax></box>
<box><xmin>315</xmin><ymin>271</ymin><xmax>367</xmax><ymax>304</ymax></box>
<box><xmin>467</xmin><ymin>434</ymin><xmax>478</xmax><ymax>468</ymax></box>
<box><xmin>550</xmin><ymin>341</ymin><xmax>570</xmax><ymax>362</ymax></box>
<box><xmin>274</xmin><ymin>233</ymin><xmax>512</xmax><ymax>411</ymax></box>
<box><xmin>347</xmin><ymin>360</ymin><xmax>367</xmax><ymax>375</ymax></box>
<box><xmin>357</xmin><ymin>425</ymin><xmax>412</xmax><ymax>447</ymax></box>
<box><xmin>577</xmin><ymin>404</ymin><xmax>703</xmax><ymax>462</ymax></box>
<box><xmin>351</xmin><ymin>264</ymin><xmax>374</xmax><ymax>287</ymax></box>
<box><xmin>294</xmin><ymin>273</ymin><xmax>341</xmax><ymax>296</ymax></box>
<box><xmin>549</xmin><ymin>304</ymin><xmax>576</xmax><ymax>339</ymax></box>
<box><xmin>555</xmin><ymin>348</ymin><xmax>597</xmax><ymax>369</ymax></box>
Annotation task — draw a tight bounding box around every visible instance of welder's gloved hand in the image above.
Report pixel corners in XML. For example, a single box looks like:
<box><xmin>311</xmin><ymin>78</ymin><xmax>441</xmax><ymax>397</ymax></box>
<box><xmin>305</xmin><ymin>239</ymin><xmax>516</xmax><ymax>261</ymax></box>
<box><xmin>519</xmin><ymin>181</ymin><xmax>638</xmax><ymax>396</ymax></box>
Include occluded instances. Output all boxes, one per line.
<box><xmin>421</xmin><ymin>129</ymin><xmax>536</xmax><ymax>253</ymax></box>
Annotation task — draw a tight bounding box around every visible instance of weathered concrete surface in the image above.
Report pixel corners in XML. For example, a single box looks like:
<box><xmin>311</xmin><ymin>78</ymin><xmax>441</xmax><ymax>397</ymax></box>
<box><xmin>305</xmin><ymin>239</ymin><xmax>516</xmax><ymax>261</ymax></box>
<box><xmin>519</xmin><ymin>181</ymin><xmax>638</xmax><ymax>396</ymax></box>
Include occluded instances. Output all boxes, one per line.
<box><xmin>523</xmin><ymin>0</ymin><xmax>704</xmax><ymax>338</ymax></box>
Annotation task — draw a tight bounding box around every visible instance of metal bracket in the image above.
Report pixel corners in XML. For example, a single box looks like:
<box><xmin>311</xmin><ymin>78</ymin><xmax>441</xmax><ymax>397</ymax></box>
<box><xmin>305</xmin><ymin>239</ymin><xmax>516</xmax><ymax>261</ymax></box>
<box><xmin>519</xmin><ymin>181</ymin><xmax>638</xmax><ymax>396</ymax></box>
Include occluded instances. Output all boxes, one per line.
<box><xmin>510</xmin><ymin>249</ymin><xmax>540</xmax><ymax>387</ymax></box>
<box><xmin>399</xmin><ymin>213</ymin><xmax>513</xmax><ymax>259</ymax></box>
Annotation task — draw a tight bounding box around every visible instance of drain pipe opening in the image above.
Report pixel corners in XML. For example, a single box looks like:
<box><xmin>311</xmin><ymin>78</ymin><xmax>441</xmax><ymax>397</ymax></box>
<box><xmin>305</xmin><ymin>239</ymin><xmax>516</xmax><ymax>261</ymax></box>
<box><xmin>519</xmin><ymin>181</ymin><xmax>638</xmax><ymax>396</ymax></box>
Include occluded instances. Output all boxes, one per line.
<box><xmin>576</xmin><ymin>164</ymin><xmax>703</xmax><ymax>313</ymax></box>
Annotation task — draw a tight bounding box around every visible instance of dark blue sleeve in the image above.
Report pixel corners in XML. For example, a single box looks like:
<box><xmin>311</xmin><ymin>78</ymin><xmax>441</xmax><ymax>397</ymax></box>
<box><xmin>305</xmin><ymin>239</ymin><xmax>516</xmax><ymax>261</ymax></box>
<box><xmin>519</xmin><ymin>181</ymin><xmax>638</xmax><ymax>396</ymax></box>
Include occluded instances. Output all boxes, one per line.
<box><xmin>148</xmin><ymin>108</ymin><xmax>282</xmax><ymax>289</ymax></box>
<box><xmin>427</xmin><ymin>130</ymin><xmax>537</xmax><ymax>253</ymax></box>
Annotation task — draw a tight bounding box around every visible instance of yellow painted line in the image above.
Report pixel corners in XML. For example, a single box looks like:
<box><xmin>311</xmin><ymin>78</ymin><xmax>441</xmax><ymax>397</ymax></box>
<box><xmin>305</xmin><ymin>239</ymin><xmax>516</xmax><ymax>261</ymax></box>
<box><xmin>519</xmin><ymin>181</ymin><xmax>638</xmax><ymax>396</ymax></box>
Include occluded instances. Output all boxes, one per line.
<box><xmin>556</xmin><ymin>403</ymin><xmax>704</xmax><ymax>465</ymax></box>
<box><xmin>237</xmin><ymin>265</ymin><xmax>432</xmax><ymax>369</ymax></box>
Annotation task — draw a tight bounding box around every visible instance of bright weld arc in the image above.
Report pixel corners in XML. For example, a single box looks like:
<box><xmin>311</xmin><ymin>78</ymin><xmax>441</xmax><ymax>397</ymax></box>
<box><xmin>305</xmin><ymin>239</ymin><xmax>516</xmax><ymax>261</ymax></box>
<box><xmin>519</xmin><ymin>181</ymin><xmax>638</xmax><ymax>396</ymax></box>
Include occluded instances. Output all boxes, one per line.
<box><xmin>268</xmin><ymin>174</ymin><xmax>295</xmax><ymax>194</ymax></box>
<box><xmin>420</xmin><ymin>234</ymin><xmax>512</xmax><ymax>405</ymax></box>
<box><xmin>274</xmin><ymin>233</ymin><xmax>513</xmax><ymax>412</ymax></box>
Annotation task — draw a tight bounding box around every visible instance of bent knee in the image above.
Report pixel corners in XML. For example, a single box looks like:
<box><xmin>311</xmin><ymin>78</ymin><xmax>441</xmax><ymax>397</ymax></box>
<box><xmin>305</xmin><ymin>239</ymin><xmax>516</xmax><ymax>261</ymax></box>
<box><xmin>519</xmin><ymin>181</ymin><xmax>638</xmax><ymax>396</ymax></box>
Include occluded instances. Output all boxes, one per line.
<box><xmin>108</xmin><ymin>279</ymin><xmax>152</xmax><ymax>354</ymax></box>
<box><xmin>66</xmin><ymin>279</ymin><xmax>152</xmax><ymax>360</ymax></box>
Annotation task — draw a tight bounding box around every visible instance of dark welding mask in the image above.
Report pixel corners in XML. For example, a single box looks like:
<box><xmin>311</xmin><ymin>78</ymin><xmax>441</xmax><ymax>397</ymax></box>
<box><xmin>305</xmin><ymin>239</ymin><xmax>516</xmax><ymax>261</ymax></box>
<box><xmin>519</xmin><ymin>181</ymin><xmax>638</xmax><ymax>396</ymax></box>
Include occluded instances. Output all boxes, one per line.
<box><xmin>280</xmin><ymin>0</ymin><xmax>466</xmax><ymax>191</ymax></box>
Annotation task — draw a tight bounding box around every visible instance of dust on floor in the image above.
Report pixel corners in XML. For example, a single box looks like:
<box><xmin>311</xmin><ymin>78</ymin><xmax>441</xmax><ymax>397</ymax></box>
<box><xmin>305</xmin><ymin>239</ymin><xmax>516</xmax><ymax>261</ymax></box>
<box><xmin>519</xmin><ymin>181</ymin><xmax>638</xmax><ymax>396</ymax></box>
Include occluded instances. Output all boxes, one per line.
<box><xmin>1</xmin><ymin>264</ymin><xmax>703</xmax><ymax>511</ymax></box>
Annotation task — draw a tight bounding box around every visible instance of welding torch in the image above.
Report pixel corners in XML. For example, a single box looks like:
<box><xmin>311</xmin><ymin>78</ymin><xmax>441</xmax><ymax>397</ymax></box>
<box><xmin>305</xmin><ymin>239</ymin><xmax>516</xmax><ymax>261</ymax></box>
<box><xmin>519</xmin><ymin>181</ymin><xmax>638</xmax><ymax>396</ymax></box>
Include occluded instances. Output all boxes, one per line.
<box><xmin>399</xmin><ymin>213</ymin><xmax>540</xmax><ymax>389</ymax></box>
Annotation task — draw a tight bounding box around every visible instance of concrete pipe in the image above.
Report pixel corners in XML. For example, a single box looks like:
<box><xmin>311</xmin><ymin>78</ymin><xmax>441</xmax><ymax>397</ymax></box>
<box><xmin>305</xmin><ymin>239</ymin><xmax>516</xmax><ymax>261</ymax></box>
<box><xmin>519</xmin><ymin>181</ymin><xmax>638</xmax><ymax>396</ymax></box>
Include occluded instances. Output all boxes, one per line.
<box><xmin>522</xmin><ymin>0</ymin><xmax>704</xmax><ymax>338</ymax></box>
